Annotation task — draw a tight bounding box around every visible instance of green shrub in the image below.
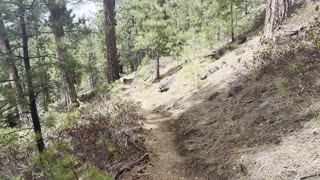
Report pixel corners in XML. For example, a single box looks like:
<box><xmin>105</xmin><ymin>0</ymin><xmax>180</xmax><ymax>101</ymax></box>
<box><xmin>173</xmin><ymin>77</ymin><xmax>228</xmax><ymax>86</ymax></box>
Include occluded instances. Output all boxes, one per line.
<box><xmin>83</xmin><ymin>167</ymin><xmax>113</xmax><ymax>180</ymax></box>
<box><xmin>45</xmin><ymin>112</ymin><xmax>80</xmax><ymax>129</ymax></box>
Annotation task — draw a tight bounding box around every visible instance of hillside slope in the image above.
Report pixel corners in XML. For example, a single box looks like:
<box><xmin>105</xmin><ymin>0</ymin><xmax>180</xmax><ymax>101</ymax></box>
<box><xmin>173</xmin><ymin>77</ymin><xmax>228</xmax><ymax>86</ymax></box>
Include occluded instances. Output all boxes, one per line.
<box><xmin>121</xmin><ymin>2</ymin><xmax>320</xmax><ymax>179</ymax></box>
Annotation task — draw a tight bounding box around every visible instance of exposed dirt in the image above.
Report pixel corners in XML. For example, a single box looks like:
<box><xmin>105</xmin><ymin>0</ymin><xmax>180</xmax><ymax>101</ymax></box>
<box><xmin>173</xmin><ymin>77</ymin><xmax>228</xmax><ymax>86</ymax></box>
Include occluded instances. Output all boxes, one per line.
<box><xmin>172</xmin><ymin>12</ymin><xmax>320</xmax><ymax>180</ymax></box>
<box><xmin>121</xmin><ymin>2</ymin><xmax>320</xmax><ymax>179</ymax></box>
<box><xmin>122</xmin><ymin>35</ymin><xmax>261</xmax><ymax>179</ymax></box>
<box><xmin>142</xmin><ymin>110</ymin><xmax>186</xmax><ymax>180</ymax></box>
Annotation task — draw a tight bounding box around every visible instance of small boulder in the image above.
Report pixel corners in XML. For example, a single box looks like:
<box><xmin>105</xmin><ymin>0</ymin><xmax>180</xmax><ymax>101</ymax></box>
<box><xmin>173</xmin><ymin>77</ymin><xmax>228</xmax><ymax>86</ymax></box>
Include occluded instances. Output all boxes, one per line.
<box><xmin>208</xmin><ymin>92</ymin><xmax>220</xmax><ymax>101</ymax></box>
<box><xmin>197</xmin><ymin>72</ymin><xmax>207</xmax><ymax>80</ymax></box>
<box><xmin>214</xmin><ymin>46</ymin><xmax>228</xmax><ymax>59</ymax></box>
<box><xmin>205</xmin><ymin>46</ymin><xmax>228</xmax><ymax>60</ymax></box>
<box><xmin>237</xmin><ymin>36</ymin><xmax>247</xmax><ymax>45</ymax></box>
<box><xmin>207</xmin><ymin>66</ymin><xmax>219</xmax><ymax>76</ymax></box>
<box><xmin>200</xmin><ymin>74</ymin><xmax>207</xmax><ymax>80</ymax></box>
<box><xmin>123</xmin><ymin>78</ymin><xmax>134</xmax><ymax>85</ymax></box>
<box><xmin>228</xmin><ymin>84</ymin><xmax>244</xmax><ymax>97</ymax></box>
<box><xmin>159</xmin><ymin>76</ymin><xmax>175</xmax><ymax>93</ymax></box>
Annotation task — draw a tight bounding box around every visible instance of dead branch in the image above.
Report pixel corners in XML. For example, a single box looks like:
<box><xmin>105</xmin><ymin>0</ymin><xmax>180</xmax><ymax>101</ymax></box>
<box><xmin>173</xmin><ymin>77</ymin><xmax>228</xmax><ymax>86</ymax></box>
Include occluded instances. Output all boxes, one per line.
<box><xmin>114</xmin><ymin>153</ymin><xmax>149</xmax><ymax>180</ymax></box>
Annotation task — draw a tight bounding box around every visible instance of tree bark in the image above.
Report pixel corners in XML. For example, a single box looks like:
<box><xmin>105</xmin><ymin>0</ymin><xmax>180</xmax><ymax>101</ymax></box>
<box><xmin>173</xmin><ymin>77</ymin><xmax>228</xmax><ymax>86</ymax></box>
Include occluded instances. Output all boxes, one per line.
<box><xmin>48</xmin><ymin>0</ymin><xmax>78</xmax><ymax>105</ymax></box>
<box><xmin>155</xmin><ymin>49</ymin><xmax>160</xmax><ymax>80</ymax></box>
<box><xmin>89</xmin><ymin>52</ymin><xmax>98</xmax><ymax>88</ymax></box>
<box><xmin>0</xmin><ymin>13</ymin><xmax>25</xmax><ymax>123</ymax></box>
<box><xmin>263</xmin><ymin>0</ymin><xmax>290</xmax><ymax>40</ymax></box>
<box><xmin>231</xmin><ymin>0</ymin><xmax>235</xmax><ymax>42</ymax></box>
<box><xmin>245</xmin><ymin>0</ymin><xmax>249</xmax><ymax>15</ymax></box>
<box><xmin>103</xmin><ymin>0</ymin><xmax>120</xmax><ymax>83</ymax></box>
<box><xmin>19</xmin><ymin>5</ymin><xmax>45</xmax><ymax>153</ymax></box>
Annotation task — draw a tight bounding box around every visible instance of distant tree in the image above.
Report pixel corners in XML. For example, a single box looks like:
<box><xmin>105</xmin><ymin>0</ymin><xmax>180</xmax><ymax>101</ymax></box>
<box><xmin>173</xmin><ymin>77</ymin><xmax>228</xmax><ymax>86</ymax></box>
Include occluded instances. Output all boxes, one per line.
<box><xmin>263</xmin><ymin>0</ymin><xmax>290</xmax><ymax>40</ymax></box>
<box><xmin>230</xmin><ymin>0</ymin><xmax>235</xmax><ymax>41</ymax></box>
<box><xmin>103</xmin><ymin>0</ymin><xmax>120</xmax><ymax>83</ymax></box>
<box><xmin>0</xmin><ymin>12</ymin><xmax>25</xmax><ymax>123</ymax></box>
<box><xmin>46</xmin><ymin>0</ymin><xmax>78</xmax><ymax>105</ymax></box>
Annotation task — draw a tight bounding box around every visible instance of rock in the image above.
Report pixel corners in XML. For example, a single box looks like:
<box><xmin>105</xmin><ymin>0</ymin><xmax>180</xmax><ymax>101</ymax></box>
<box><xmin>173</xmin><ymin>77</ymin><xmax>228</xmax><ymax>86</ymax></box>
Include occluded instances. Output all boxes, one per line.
<box><xmin>228</xmin><ymin>84</ymin><xmax>244</xmax><ymax>97</ymax></box>
<box><xmin>207</xmin><ymin>66</ymin><xmax>219</xmax><ymax>76</ymax></box>
<box><xmin>197</xmin><ymin>72</ymin><xmax>207</xmax><ymax>80</ymax></box>
<box><xmin>208</xmin><ymin>92</ymin><xmax>219</xmax><ymax>101</ymax></box>
<box><xmin>205</xmin><ymin>46</ymin><xmax>228</xmax><ymax>60</ymax></box>
<box><xmin>214</xmin><ymin>46</ymin><xmax>228</xmax><ymax>59</ymax></box>
<box><xmin>237</xmin><ymin>36</ymin><xmax>247</xmax><ymax>45</ymax></box>
<box><xmin>123</xmin><ymin>78</ymin><xmax>134</xmax><ymax>85</ymax></box>
<box><xmin>159</xmin><ymin>76</ymin><xmax>175</xmax><ymax>93</ymax></box>
<box><xmin>200</xmin><ymin>74</ymin><xmax>207</xmax><ymax>80</ymax></box>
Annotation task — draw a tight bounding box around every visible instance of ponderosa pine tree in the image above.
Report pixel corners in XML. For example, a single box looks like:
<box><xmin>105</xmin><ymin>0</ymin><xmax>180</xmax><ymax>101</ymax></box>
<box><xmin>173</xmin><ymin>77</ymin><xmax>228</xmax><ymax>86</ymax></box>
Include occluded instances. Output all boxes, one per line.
<box><xmin>17</xmin><ymin>0</ymin><xmax>45</xmax><ymax>153</ymax></box>
<box><xmin>103</xmin><ymin>0</ymin><xmax>120</xmax><ymax>83</ymax></box>
<box><xmin>46</xmin><ymin>0</ymin><xmax>78</xmax><ymax>105</ymax></box>
<box><xmin>0</xmin><ymin>12</ymin><xmax>25</xmax><ymax>123</ymax></box>
<box><xmin>263</xmin><ymin>0</ymin><xmax>290</xmax><ymax>40</ymax></box>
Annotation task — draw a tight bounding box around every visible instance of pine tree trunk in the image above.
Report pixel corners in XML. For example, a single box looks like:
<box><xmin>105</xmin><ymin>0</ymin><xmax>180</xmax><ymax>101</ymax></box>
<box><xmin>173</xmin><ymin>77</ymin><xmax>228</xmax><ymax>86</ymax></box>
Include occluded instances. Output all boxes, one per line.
<box><xmin>231</xmin><ymin>0</ymin><xmax>235</xmax><ymax>42</ymax></box>
<box><xmin>89</xmin><ymin>52</ymin><xmax>98</xmax><ymax>88</ymax></box>
<box><xmin>0</xmin><ymin>13</ymin><xmax>25</xmax><ymax>123</ymax></box>
<box><xmin>103</xmin><ymin>0</ymin><xmax>120</xmax><ymax>83</ymax></box>
<box><xmin>155</xmin><ymin>50</ymin><xmax>160</xmax><ymax>80</ymax></box>
<box><xmin>263</xmin><ymin>0</ymin><xmax>290</xmax><ymax>40</ymax></box>
<box><xmin>19</xmin><ymin>6</ymin><xmax>45</xmax><ymax>153</ymax></box>
<box><xmin>48</xmin><ymin>1</ymin><xmax>78</xmax><ymax>106</ymax></box>
<box><xmin>245</xmin><ymin>0</ymin><xmax>249</xmax><ymax>15</ymax></box>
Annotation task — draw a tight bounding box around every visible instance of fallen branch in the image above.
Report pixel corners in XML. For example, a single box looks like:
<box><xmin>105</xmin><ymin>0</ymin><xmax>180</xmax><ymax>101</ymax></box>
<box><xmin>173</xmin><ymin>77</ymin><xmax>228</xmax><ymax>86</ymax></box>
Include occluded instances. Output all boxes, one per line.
<box><xmin>300</xmin><ymin>172</ymin><xmax>320</xmax><ymax>179</ymax></box>
<box><xmin>114</xmin><ymin>153</ymin><xmax>149</xmax><ymax>180</ymax></box>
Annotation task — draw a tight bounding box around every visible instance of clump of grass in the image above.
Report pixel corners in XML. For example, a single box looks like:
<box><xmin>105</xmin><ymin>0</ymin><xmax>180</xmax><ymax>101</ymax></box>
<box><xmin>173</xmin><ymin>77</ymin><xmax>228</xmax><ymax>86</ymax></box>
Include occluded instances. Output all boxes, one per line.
<box><xmin>286</xmin><ymin>63</ymin><xmax>301</xmax><ymax>74</ymax></box>
<box><xmin>306</xmin><ymin>109</ymin><xmax>320</xmax><ymax>132</ymax></box>
<box><xmin>276</xmin><ymin>78</ymin><xmax>289</xmax><ymax>96</ymax></box>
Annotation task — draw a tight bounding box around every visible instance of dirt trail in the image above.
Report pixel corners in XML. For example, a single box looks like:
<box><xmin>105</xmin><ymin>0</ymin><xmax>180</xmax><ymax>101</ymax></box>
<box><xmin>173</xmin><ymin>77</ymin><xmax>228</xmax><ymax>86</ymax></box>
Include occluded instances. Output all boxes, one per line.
<box><xmin>122</xmin><ymin>36</ymin><xmax>262</xmax><ymax>179</ymax></box>
<box><xmin>121</xmin><ymin>3</ymin><xmax>320</xmax><ymax>177</ymax></box>
<box><xmin>141</xmin><ymin>109</ymin><xmax>186</xmax><ymax>180</ymax></box>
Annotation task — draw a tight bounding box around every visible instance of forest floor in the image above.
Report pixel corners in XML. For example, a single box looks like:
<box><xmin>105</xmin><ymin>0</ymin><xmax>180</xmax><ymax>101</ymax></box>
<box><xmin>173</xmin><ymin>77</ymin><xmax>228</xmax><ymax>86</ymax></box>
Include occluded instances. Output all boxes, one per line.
<box><xmin>119</xmin><ymin>2</ymin><xmax>320</xmax><ymax>179</ymax></box>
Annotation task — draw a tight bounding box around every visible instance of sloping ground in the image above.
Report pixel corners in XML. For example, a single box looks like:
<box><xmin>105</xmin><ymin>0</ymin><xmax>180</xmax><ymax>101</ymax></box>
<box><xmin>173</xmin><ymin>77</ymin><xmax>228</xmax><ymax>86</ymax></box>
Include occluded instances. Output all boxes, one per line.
<box><xmin>241</xmin><ymin>129</ymin><xmax>320</xmax><ymax>179</ymax></box>
<box><xmin>122</xmin><ymin>35</ymin><xmax>262</xmax><ymax>179</ymax></box>
<box><xmin>174</xmin><ymin>17</ymin><xmax>320</xmax><ymax>180</ymax></box>
<box><xmin>122</xmin><ymin>3</ymin><xmax>320</xmax><ymax>179</ymax></box>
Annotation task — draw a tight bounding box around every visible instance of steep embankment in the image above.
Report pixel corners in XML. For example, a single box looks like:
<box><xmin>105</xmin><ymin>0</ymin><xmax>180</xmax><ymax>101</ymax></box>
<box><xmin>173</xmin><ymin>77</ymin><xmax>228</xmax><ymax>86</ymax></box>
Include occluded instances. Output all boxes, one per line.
<box><xmin>172</xmin><ymin>5</ymin><xmax>320</xmax><ymax>180</ymax></box>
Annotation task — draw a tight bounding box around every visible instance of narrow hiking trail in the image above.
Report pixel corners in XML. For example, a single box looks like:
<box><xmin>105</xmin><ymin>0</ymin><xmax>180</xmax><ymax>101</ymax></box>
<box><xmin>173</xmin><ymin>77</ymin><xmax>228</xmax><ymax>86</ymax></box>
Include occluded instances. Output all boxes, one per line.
<box><xmin>121</xmin><ymin>36</ymin><xmax>262</xmax><ymax>179</ymax></box>
<box><xmin>121</xmin><ymin>4</ymin><xmax>320</xmax><ymax>178</ymax></box>
<box><xmin>142</xmin><ymin>110</ymin><xmax>186</xmax><ymax>180</ymax></box>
